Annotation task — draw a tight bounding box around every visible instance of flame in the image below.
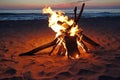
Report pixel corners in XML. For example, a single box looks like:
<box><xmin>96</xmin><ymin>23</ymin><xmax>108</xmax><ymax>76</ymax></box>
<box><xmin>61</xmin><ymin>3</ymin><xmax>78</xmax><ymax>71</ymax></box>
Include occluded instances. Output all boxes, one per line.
<box><xmin>42</xmin><ymin>7</ymin><xmax>78</xmax><ymax>37</ymax></box>
<box><xmin>42</xmin><ymin>7</ymin><xmax>87</xmax><ymax>59</ymax></box>
<box><xmin>70</xmin><ymin>25</ymin><xmax>79</xmax><ymax>36</ymax></box>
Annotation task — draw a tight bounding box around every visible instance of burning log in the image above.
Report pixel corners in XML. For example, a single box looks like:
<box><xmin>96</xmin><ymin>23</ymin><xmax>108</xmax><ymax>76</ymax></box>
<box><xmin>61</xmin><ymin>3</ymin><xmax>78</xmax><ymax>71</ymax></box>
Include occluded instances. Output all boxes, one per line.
<box><xmin>74</xmin><ymin>3</ymin><xmax>100</xmax><ymax>47</ymax></box>
<box><xmin>49</xmin><ymin>38</ymin><xmax>61</xmax><ymax>55</ymax></box>
<box><xmin>19</xmin><ymin>3</ymin><xmax>101</xmax><ymax>59</ymax></box>
<box><xmin>64</xmin><ymin>34</ymin><xmax>80</xmax><ymax>59</ymax></box>
<box><xmin>76</xmin><ymin>3</ymin><xmax>85</xmax><ymax>24</ymax></box>
<box><xmin>74</xmin><ymin>6</ymin><xmax>77</xmax><ymax>23</ymax></box>
<box><xmin>57</xmin><ymin>43</ymin><xmax>66</xmax><ymax>56</ymax></box>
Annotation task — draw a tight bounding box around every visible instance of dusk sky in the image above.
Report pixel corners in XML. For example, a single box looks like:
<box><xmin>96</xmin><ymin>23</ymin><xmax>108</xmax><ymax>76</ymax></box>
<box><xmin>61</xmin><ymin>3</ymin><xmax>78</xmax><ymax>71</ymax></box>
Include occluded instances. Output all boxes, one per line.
<box><xmin>0</xmin><ymin>0</ymin><xmax>120</xmax><ymax>9</ymax></box>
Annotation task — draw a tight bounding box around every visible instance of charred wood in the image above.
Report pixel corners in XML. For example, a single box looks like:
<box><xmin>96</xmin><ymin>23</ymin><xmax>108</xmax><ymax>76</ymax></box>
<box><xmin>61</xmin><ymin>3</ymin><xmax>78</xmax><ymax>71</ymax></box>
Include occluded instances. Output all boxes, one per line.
<box><xmin>74</xmin><ymin>6</ymin><xmax>77</xmax><ymax>23</ymax></box>
<box><xmin>64</xmin><ymin>35</ymin><xmax>80</xmax><ymax>59</ymax></box>
<box><xmin>49</xmin><ymin>40</ymin><xmax>60</xmax><ymax>55</ymax></box>
<box><xmin>57</xmin><ymin>43</ymin><xmax>66</xmax><ymax>56</ymax></box>
<box><xmin>82</xmin><ymin>34</ymin><xmax>100</xmax><ymax>47</ymax></box>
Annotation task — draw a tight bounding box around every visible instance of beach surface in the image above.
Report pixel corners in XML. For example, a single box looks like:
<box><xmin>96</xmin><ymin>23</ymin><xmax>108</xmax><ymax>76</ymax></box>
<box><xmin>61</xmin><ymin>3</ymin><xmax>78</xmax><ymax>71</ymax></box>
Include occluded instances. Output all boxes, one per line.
<box><xmin>0</xmin><ymin>17</ymin><xmax>120</xmax><ymax>80</ymax></box>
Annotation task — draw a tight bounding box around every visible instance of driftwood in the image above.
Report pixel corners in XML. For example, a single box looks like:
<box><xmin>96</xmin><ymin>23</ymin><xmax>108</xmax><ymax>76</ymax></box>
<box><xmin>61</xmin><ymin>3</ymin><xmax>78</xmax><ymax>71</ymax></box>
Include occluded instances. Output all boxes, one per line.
<box><xmin>19</xmin><ymin>3</ymin><xmax>101</xmax><ymax>57</ymax></box>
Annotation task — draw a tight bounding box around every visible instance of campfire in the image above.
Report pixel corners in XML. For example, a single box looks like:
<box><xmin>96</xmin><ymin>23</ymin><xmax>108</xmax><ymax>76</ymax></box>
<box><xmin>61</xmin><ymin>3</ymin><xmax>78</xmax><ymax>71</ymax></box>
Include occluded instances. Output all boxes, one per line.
<box><xmin>19</xmin><ymin>3</ymin><xmax>100</xmax><ymax>59</ymax></box>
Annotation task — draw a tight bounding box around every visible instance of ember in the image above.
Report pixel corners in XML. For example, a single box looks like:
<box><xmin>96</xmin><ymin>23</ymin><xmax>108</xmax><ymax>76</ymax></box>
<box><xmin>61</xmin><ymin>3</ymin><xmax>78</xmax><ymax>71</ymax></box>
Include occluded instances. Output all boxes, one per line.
<box><xmin>19</xmin><ymin>3</ymin><xmax>100</xmax><ymax>59</ymax></box>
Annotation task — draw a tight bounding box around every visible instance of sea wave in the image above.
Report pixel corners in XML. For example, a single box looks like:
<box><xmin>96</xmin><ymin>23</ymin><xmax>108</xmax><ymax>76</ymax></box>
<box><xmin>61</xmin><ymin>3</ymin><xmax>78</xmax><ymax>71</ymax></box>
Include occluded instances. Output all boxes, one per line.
<box><xmin>0</xmin><ymin>9</ymin><xmax>120</xmax><ymax>21</ymax></box>
<box><xmin>0</xmin><ymin>13</ymin><xmax>47</xmax><ymax>21</ymax></box>
<box><xmin>82</xmin><ymin>12</ymin><xmax>120</xmax><ymax>18</ymax></box>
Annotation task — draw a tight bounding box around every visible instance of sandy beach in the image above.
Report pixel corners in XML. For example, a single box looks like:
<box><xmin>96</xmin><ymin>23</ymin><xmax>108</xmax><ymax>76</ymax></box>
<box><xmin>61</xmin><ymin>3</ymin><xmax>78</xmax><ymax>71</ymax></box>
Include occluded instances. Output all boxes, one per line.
<box><xmin>0</xmin><ymin>17</ymin><xmax>120</xmax><ymax>80</ymax></box>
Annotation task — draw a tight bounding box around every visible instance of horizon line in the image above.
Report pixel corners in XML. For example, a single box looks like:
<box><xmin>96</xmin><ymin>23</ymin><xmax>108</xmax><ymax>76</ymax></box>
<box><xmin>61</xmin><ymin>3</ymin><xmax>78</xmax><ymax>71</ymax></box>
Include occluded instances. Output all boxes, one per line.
<box><xmin>0</xmin><ymin>6</ymin><xmax>120</xmax><ymax>10</ymax></box>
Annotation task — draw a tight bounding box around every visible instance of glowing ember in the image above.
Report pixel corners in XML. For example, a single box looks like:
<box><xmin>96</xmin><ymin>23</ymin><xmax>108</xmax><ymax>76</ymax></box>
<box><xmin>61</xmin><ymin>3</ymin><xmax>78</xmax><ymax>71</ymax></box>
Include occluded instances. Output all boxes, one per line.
<box><xmin>76</xmin><ymin>54</ymin><xmax>80</xmax><ymax>59</ymax></box>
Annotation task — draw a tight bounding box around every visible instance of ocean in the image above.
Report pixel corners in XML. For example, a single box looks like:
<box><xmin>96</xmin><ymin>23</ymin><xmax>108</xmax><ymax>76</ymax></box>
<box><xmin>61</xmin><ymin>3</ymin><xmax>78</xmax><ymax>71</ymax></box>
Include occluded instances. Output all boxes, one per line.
<box><xmin>0</xmin><ymin>8</ymin><xmax>120</xmax><ymax>21</ymax></box>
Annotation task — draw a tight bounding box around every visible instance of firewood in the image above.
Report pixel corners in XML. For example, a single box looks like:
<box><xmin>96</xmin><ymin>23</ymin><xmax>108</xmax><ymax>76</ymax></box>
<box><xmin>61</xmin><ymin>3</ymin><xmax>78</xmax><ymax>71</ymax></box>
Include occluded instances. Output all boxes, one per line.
<box><xmin>74</xmin><ymin>6</ymin><xmax>77</xmax><ymax>22</ymax></box>
<box><xmin>73</xmin><ymin>3</ymin><xmax>100</xmax><ymax>48</ymax></box>
<box><xmin>76</xmin><ymin>3</ymin><xmax>85</xmax><ymax>25</ymax></box>
<box><xmin>49</xmin><ymin>40</ymin><xmax>60</xmax><ymax>55</ymax></box>
<box><xmin>19</xmin><ymin>38</ymin><xmax>58</xmax><ymax>56</ymax></box>
<box><xmin>82</xmin><ymin>34</ymin><xmax>100</xmax><ymax>47</ymax></box>
<box><xmin>57</xmin><ymin>43</ymin><xmax>66</xmax><ymax>56</ymax></box>
<box><xmin>19</xmin><ymin>3</ymin><xmax>102</xmax><ymax>58</ymax></box>
<box><xmin>64</xmin><ymin>34</ymin><xmax>80</xmax><ymax>59</ymax></box>
<box><xmin>80</xmin><ymin>40</ymin><xmax>89</xmax><ymax>52</ymax></box>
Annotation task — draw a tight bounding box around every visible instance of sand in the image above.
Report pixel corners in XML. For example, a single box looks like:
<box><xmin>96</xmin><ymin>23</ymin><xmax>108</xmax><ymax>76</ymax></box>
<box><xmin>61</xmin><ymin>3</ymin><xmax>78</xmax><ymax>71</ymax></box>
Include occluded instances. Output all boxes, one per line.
<box><xmin>0</xmin><ymin>17</ymin><xmax>120</xmax><ymax>80</ymax></box>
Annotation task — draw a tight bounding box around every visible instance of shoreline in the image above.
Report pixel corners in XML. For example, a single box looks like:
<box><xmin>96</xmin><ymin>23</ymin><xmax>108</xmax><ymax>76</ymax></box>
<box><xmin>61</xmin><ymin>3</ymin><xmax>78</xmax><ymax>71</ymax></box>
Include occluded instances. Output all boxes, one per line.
<box><xmin>0</xmin><ymin>16</ymin><xmax>120</xmax><ymax>21</ymax></box>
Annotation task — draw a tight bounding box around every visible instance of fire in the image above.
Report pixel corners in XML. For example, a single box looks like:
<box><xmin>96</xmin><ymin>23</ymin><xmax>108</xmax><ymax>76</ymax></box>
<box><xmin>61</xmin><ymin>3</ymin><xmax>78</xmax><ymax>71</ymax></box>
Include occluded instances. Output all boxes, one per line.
<box><xmin>76</xmin><ymin>54</ymin><xmax>79</xmax><ymax>59</ymax></box>
<box><xmin>42</xmin><ymin>7</ymin><xmax>78</xmax><ymax>37</ymax></box>
<box><xmin>70</xmin><ymin>25</ymin><xmax>79</xmax><ymax>36</ymax></box>
<box><xmin>19</xmin><ymin>3</ymin><xmax>101</xmax><ymax>59</ymax></box>
<box><xmin>43</xmin><ymin>7</ymin><xmax>86</xmax><ymax>59</ymax></box>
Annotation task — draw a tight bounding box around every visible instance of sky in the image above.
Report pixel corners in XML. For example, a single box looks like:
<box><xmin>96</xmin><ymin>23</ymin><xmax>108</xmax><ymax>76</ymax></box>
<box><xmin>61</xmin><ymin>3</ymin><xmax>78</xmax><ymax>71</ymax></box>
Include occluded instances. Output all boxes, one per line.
<box><xmin>0</xmin><ymin>0</ymin><xmax>120</xmax><ymax>9</ymax></box>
